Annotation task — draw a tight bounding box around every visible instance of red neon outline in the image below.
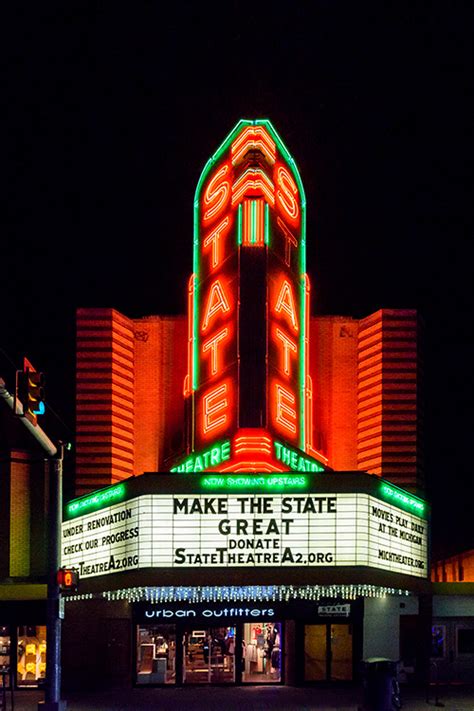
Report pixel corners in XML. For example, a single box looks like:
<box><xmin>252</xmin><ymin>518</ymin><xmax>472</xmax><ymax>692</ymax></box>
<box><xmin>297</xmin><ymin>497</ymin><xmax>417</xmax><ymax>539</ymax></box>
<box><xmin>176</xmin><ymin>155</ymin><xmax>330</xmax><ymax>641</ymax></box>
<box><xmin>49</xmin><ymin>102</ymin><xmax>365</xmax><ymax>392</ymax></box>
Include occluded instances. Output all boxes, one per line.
<box><xmin>233</xmin><ymin>429</ymin><xmax>273</xmax><ymax>456</ymax></box>
<box><xmin>234</xmin><ymin>436</ymin><xmax>272</xmax><ymax>445</ymax></box>
<box><xmin>305</xmin><ymin>373</ymin><xmax>313</xmax><ymax>454</ymax></box>
<box><xmin>304</xmin><ymin>273</ymin><xmax>311</xmax><ymax>451</ymax></box>
<box><xmin>231</xmin><ymin>168</ymin><xmax>275</xmax><ymax>207</ymax></box>
<box><xmin>203</xmin><ymin>217</ymin><xmax>230</xmax><ymax>269</ymax></box>
<box><xmin>201</xmin><ymin>280</ymin><xmax>231</xmax><ymax>332</ymax></box>
<box><xmin>242</xmin><ymin>200</ymin><xmax>251</xmax><ymax>246</ymax></box>
<box><xmin>202</xmin><ymin>382</ymin><xmax>228</xmax><ymax>434</ymax></box>
<box><xmin>275</xmin><ymin>327</ymin><xmax>297</xmax><ymax>376</ymax></box>
<box><xmin>202</xmin><ymin>327</ymin><xmax>229</xmax><ymax>376</ymax></box>
<box><xmin>231</xmin><ymin>126</ymin><xmax>276</xmax><ymax>166</ymax></box>
<box><xmin>277</xmin><ymin>217</ymin><xmax>298</xmax><ymax>267</ymax></box>
<box><xmin>276</xmin><ymin>165</ymin><xmax>299</xmax><ymax>221</ymax></box>
<box><xmin>274</xmin><ymin>279</ymin><xmax>299</xmax><ymax>332</ymax></box>
<box><xmin>255</xmin><ymin>199</ymin><xmax>265</xmax><ymax>246</ymax></box>
<box><xmin>234</xmin><ymin>437</ymin><xmax>272</xmax><ymax>455</ymax></box>
<box><xmin>234</xmin><ymin>430</ymin><xmax>272</xmax><ymax>443</ymax></box>
<box><xmin>308</xmin><ymin>446</ymin><xmax>329</xmax><ymax>466</ymax></box>
<box><xmin>242</xmin><ymin>199</ymin><xmax>265</xmax><ymax>247</ymax></box>
<box><xmin>275</xmin><ymin>383</ymin><xmax>297</xmax><ymax>434</ymax></box>
<box><xmin>220</xmin><ymin>461</ymin><xmax>282</xmax><ymax>473</ymax></box>
<box><xmin>184</xmin><ymin>274</ymin><xmax>196</xmax><ymax>397</ymax></box>
<box><xmin>203</xmin><ymin>163</ymin><xmax>230</xmax><ymax>223</ymax></box>
<box><xmin>234</xmin><ymin>445</ymin><xmax>272</xmax><ymax>455</ymax></box>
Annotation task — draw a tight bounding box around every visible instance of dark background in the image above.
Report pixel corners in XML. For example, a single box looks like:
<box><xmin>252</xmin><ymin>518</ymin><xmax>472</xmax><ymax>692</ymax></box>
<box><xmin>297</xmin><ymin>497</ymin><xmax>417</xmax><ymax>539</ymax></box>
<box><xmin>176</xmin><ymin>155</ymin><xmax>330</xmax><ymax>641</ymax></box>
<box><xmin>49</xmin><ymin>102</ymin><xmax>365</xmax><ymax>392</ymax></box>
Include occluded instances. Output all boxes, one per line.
<box><xmin>4</xmin><ymin>3</ymin><xmax>473</xmax><ymax>558</ymax></box>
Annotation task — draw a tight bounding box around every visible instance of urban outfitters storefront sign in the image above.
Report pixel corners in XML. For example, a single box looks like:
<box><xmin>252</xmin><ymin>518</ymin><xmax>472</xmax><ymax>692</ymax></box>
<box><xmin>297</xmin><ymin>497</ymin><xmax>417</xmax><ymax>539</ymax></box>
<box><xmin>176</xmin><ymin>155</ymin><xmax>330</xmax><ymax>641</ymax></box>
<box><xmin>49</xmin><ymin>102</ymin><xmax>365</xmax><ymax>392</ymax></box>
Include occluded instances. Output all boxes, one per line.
<box><xmin>61</xmin><ymin>490</ymin><xmax>428</xmax><ymax>580</ymax></box>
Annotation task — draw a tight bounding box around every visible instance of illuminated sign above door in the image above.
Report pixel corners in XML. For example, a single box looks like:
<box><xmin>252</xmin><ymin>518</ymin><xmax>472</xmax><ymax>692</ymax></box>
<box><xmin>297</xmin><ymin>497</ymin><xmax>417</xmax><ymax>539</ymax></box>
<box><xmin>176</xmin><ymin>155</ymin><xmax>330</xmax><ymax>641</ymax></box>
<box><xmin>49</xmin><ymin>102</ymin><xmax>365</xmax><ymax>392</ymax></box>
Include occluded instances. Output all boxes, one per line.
<box><xmin>62</xmin><ymin>489</ymin><xmax>428</xmax><ymax>580</ymax></box>
<box><xmin>62</xmin><ymin>473</ymin><xmax>429</xmax><ymax>582</ymax></box>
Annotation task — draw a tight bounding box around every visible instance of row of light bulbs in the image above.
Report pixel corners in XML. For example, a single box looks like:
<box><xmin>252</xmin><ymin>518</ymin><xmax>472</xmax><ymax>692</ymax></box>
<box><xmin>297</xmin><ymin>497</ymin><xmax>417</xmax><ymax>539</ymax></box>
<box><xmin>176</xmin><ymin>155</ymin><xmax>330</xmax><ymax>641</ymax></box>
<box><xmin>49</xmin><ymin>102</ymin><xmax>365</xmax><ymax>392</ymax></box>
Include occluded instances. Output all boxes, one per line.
<box><xmin>66</xmin><ymin>583</ymin><xmax>410</xmax><ymax>604</ymax></box>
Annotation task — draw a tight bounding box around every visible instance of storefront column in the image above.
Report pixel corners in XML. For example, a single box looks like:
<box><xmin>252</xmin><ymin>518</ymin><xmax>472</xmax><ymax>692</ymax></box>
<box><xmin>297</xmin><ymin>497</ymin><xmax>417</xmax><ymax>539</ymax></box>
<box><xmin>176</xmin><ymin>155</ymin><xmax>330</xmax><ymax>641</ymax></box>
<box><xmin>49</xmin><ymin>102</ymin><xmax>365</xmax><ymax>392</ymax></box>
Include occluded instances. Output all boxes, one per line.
<box><xmin>363</xmin><ymin>597</ymin><xmax>400</xmax><ymax>661</ymax></box>
<box><xmin>415</xmin><ymin>594</ymin><xmax>432</xmax><ymax>684</ymax></box>
<box><xmin>284</xmin><ymin>620</ymin><xmax>296</xmax><ymax>685</ymax></box>
<box><xmin>175</xmin><ymin>626</ymin><xmax>183</xmax><ymax>686</ymax></box>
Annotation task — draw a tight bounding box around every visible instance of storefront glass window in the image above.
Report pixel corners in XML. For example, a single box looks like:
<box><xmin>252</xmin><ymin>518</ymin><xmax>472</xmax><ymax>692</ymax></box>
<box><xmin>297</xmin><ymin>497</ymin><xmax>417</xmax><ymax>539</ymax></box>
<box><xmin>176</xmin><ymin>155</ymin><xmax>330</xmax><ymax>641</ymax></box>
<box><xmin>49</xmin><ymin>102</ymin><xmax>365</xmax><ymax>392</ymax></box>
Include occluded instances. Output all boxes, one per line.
<box><xmin>0</xmin><ymin>628</ymin><xmax>10</xmax><ymax>666</ymax></box>
<box><xmin>137</xmin><ymin>624</ymin><xmax>176</xmax><ymax>684</ymax></box>
<box><xmin>183</xmin><ymin>627</ymin><xmax>235</xmax><ymax>684</ymax></box>
<box><xmin>457</xmin><ymin>628</ymin><xmax>474</xmax><ymax>655</ymax></box>
<box><xmin>17</xmin><ymin>626</ymin><xmax>46</xmax><ymax>687</ymax></box>
<box><xmin>242</xmin><ymin>622</ymin><xmax>281</xmax><ymax>683</ymax></box>
<box><xmin>0</xmin><ymin>627</ymin><xmax>11</xmax><ymax>685</ymax></box>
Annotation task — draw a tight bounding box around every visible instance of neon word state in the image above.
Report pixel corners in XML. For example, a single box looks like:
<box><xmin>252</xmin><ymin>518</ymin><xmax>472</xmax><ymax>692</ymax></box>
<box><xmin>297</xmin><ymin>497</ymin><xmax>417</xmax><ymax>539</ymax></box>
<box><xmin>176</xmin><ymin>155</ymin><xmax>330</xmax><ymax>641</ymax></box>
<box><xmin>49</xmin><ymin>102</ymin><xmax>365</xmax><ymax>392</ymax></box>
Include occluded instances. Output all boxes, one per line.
<box><xmin>170</xmin><ymin>440</ymin><xmax>231</xmax><ymax>472</ymax></box>
<box><xmin>274</xmin><ymin>441</ymin><xmax>325</xmax><ymax>472</ymax></box>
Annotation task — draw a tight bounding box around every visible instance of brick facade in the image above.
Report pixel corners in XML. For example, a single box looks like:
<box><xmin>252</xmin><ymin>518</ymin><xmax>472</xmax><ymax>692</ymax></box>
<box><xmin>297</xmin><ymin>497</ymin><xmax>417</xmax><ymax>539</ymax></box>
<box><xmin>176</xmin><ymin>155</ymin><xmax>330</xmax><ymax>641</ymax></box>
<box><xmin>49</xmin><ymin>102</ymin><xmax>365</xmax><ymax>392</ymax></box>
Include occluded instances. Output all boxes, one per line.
<box><xmin>357</xmin><ymin>310</ymin><xmax>424</xmax><ymax>489</ymax></box>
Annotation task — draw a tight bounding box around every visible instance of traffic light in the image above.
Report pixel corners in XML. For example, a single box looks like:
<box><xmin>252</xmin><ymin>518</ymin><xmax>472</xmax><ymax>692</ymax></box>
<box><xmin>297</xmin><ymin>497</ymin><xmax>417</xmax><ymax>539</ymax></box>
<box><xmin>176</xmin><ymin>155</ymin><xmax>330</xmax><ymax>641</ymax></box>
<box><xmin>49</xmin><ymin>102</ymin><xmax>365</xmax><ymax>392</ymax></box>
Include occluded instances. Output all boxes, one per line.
<box><xmin>57</xmin><ymin>567</ymin><xmax>79</xmax><ymax>592</ymax></box>
<box><xmin>15</xmin><ymin>367</ymin><xmax>45</xmax><ymax>425</ymax></box>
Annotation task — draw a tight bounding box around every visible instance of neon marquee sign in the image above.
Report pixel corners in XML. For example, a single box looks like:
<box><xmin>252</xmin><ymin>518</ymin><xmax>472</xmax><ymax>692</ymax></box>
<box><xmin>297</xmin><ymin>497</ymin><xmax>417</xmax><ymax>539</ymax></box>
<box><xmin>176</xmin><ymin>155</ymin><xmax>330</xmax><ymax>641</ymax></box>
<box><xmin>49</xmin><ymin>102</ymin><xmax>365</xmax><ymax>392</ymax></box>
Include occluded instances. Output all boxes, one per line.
<box><xmin>179</xmin><ymin>120</ymin><xmax>326</xmax><ymax>473</ymax></box>
<box><xmin>379</xmin><ymin>482</ymin><xmax>426</xmax><ymax>516</ymax></box>
<box><xmin>170</xmin><ymin>441</ymin><xmax>231</xmax><ymax>473</ymax></box>
<box><xmin>66</xmin><ymin>483</ymin><xmax>126</xmax><ymax>518</ymax></box>
<box><xmin>170</xmin><ymin>436</ymin><xmax>324</xmax><ymax>475</ymax></box>
<box><xmin>201</xmin><ymin>475</ymin><xmax>308</xmax><ymax>491</ymax></box>
<box><xmin>273</xmin><ymin>442</ymin><xmax>325</xmax><ymax>472</ymax></box>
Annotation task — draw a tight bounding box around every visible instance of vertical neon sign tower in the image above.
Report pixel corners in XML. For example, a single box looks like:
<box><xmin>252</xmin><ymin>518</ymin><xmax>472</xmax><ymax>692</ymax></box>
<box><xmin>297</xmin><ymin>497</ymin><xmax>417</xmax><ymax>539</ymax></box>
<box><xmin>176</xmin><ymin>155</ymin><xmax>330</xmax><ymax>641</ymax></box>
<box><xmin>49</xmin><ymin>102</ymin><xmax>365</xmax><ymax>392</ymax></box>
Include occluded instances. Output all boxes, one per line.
<box><xmin>182</xmin><ymin>120</ymin><xmax>325</xmax><ymax>472</ymax></box>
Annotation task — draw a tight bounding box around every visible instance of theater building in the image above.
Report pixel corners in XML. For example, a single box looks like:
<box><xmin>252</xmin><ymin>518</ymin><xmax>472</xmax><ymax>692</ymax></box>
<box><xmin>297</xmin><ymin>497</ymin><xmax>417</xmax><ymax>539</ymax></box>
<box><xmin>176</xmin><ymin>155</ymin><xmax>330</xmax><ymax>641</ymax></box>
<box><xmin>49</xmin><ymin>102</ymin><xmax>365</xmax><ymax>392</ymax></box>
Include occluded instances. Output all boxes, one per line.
<box><xmin>54</xmin><ymin>119</ymin><xmax>433</xmax><ymax>690</ymax></box>
<box><xmin>61</xmin><ymin>470</ymin><xmax>429</xmax><ymax>688</ymax></box>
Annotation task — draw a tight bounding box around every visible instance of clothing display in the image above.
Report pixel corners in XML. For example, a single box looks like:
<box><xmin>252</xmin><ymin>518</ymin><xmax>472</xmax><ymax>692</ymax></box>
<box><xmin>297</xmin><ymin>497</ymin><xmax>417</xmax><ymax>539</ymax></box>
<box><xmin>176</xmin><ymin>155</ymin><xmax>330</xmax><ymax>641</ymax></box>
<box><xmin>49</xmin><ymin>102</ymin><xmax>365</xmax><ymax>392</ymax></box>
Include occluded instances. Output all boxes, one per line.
<box><xmin>182</xmin><ymin>626</ymin><xmax>236</xmax><ymax>684</ymax></box>
<box><xmin>271</xmin><ymin>646</ymin><xmax>281</xmax><ymax>670</ymax></box>
<box><xmin>136</xmin><ymin>622</ymin><xmax>281</xmax><ymax>685</ymax></box>
<box><xmin>242</xmin><ymin>622</ymin><xmax>282</xmax><ymax>682</ymax></box>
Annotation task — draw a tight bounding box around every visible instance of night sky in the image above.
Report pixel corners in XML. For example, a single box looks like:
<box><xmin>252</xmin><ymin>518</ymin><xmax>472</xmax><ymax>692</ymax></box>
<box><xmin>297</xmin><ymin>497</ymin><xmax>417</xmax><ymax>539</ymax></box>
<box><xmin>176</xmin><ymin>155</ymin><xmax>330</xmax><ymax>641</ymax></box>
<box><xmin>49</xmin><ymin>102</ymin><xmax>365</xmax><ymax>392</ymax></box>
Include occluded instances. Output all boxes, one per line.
<box><xmin>4</xmin><ymin>4</ymin><xmax>473</xmax><ymax>558</ymax></box>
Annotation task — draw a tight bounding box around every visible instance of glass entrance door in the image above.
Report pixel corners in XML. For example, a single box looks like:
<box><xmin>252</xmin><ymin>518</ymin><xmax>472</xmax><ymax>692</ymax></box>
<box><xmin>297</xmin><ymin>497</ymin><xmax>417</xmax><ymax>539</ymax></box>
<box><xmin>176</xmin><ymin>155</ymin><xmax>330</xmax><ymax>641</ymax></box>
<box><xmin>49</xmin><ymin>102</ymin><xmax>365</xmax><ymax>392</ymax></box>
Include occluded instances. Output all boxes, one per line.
<box><xmin>304</xmin><ymin>623</ymin><xmax>353</xmax><ymax>681</ymax></box>
<box><xmin>330</xmin><ymin>624</ymin><xmax>352</xmax><ymax>681</ymax></box>
<box><xmin>183</xmin><ymin>627</ymin><xmax>235</xmax><ymax>684</ymax></box>
<box><xmin>304</xmin><ymin>625</ymin><xmax>326</xmax><ymax>681</ymax></box>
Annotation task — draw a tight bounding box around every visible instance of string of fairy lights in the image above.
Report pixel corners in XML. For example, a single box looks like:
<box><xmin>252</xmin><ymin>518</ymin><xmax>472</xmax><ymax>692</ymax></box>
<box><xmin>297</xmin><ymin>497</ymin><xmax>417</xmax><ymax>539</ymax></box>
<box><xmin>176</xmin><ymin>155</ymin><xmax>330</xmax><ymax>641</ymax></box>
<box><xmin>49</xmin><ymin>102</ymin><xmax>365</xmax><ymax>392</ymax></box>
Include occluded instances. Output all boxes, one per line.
<box><xmin>65</xmin><ymin>583</ymin><xmax>411</xmax><ymax>604</ymax></box>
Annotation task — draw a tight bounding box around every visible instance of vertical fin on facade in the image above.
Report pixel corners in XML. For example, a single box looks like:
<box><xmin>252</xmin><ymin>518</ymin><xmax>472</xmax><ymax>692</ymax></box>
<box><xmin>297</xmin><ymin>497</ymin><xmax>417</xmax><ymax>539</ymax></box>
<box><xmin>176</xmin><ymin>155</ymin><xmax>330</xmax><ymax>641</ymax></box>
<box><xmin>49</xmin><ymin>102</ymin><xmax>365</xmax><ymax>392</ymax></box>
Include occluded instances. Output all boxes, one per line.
<box><xmin>75</xmin><ymin>308</ymin><xmax>135</xmax><ymax>496</ymax></box>
<box><xmin>357</xmin><ymin>309</ymin><xmax>423</xmax><ymax>489</ymax></box>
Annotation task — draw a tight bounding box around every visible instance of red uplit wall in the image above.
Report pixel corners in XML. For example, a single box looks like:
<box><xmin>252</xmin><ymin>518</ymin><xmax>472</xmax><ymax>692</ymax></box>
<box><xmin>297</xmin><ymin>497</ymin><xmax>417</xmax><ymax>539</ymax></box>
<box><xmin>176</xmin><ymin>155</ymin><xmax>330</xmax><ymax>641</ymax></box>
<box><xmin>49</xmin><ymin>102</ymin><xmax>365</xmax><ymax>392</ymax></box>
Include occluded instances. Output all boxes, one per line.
<box><xmin>75</xmin><ymin>309</ymin><xmax>188</xmax><ymax>496</ymax></box>
<box><xmin>133</xmin><ymin>315</ymin><xmax>187</xmax><ymax>475</ymax></box>
<box><xmin>357</xmin><ymin>309</ymin><xmax>424</xmax><ymax>489</ymax></box>
<box><xmin>76</xmin><ymin>309</ymin><xmax>135</xmax><ymax>495</ymax></box>
<box><xmin>311</xmin><ymin>316</ymin><xmax>359</xmax><ymax>471</ymax></box>
<box><xmin>75</xmin><ymin>308</ymin><xmax>423</xmax><ymax>495</ymax></box>
<box><xmin>432</xmin><ymin>550</ymin><xmax>474</xmax><ymax>583</ymax></box>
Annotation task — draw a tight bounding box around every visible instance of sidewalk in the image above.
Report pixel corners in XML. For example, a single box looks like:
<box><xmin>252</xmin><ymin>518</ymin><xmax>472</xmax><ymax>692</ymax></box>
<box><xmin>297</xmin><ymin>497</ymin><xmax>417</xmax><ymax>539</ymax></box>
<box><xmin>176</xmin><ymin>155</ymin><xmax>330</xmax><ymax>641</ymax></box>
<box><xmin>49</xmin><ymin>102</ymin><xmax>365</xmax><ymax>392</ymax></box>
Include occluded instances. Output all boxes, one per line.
<box><xmin>7</xmin><ymin>683</ymin><xmax>474</xmax><ymax>710</ymax></box>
